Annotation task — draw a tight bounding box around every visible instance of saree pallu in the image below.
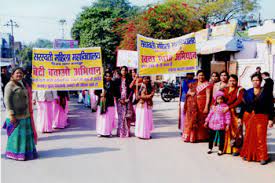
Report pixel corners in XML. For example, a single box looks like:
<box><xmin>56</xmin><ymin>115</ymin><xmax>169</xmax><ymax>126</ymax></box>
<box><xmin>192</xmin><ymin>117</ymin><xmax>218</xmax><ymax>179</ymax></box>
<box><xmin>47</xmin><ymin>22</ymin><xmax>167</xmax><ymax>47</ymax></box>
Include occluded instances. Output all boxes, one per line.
<box><xmin>196</xmin><ymin>95</ymin><xmax>209</xmax><ymax>141</ymax></box>
<box><xmin>25</xmin><ymin>82</ymin><xmax>38</xmax><ymax>144</ymax></box>
<box><xmin>223</xmin><ymin>108</ymin><xmax>240</xmax><ymax>154</ymax></box>
<box><xmin>5</xmin><ymin>117</ymin><xmax>38</xmax><ymax>161</ymax></box>
<box><xmin>182</xmin><ymin>94</ymin><xmax>198</xmax><ymax>142</ymax></box>
<box><xmin>183</xmin><ymin>96</ymin><xmax>209</xmax><ymax>142</ymax></box>
<box><xmin>240</xmin><ymin>112</ymin><xmax>269</xmax><ymax>162</ymax></box>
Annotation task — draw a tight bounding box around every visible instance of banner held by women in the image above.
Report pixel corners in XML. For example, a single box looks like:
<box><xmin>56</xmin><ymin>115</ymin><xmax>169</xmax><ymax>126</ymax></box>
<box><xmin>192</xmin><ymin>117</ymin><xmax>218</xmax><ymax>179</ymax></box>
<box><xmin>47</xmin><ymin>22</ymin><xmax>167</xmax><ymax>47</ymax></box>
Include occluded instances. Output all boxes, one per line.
<box><xmin>137</xmin><ymin>33</ymin><xmax>198</xmax><ymax>76</ymax></box>
<box><xmin>32</xmin><ymin>47</ymin><xmax>103</xmax><ymax>91</ymax></box>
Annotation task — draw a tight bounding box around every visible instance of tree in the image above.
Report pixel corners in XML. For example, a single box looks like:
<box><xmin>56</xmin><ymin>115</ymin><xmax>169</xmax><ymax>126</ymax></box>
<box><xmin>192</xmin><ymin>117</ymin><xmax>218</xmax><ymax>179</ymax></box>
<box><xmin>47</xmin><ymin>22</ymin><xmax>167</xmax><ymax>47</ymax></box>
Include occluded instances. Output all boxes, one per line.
<box><xmin>185</xmin><ymin>0</ymin><xmax>259</xmax><ymax>26</ymax></box>
<box><xmin>30</xmin><ymin>39</ymin><xmax>53</xmax><ymax>48</ymax></box>
<box><xmin>18</xmin><ymin>46</ymin><xmax>32</xmax><ymax>68</ymax></box>
<box><xmin>72</xmin><ymin>8</ymin><xmax>121</xmax><ymax>68</ymax></box>
<box><xmin>18</xmin><ymin>38</ymin><xmax>53</xmax><ymax>68</ymax></box>
<box><xmin>71</xmin><ymin>0</ymin><xmax>138</xmax><ymax>68</ymax></box>
<box><xmin>117</xmin><ymin>0</ymin><xmax>203</xmax><ymax>50</ymax></box>
<box><xmin>93</xmin><ymin>0</ymin><xmax>139</xmax><ymax>17</ymax></box>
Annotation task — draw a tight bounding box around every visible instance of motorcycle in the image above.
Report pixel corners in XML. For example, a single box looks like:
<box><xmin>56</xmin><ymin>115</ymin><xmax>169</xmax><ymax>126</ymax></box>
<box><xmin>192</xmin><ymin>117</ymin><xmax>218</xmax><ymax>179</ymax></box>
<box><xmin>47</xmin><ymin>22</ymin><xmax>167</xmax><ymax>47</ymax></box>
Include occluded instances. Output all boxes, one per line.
<box><xmin>160</xmin><ymin>81</ymin><xmax>180</xmax><ymax>102</ymax></box>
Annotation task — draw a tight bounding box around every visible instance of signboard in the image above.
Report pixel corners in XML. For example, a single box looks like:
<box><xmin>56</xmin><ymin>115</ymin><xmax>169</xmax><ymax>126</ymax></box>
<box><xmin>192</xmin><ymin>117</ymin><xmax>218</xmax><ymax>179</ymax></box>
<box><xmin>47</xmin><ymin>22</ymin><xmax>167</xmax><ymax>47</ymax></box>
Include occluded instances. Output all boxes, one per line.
<box><xmin>137</xmin><ymin>33</ymin><xmax>198</xmax><ymax>76</ymax></box>
<box><xmin>195</xmin><ymin>29</ymin><xmax>209</xmax><ymax>43</ymax></box>
<box><xmin>211</xmin><ymin>22</ymin><xmax>237</xmax><ymax>37</ymax></box>
<box><xmin>53</xmin><ymin>39</ymin><xmax>78</xmax><ymax>49</ymax></box>
<box><xmin>32</xmin><ymin>48</ymin><xmax>103</xmax><ymax>91</ymax></box>
<box><xmin>117</xmin><ymin>50</ymin><xmax>138</xmax><ymax>68</ymax></box>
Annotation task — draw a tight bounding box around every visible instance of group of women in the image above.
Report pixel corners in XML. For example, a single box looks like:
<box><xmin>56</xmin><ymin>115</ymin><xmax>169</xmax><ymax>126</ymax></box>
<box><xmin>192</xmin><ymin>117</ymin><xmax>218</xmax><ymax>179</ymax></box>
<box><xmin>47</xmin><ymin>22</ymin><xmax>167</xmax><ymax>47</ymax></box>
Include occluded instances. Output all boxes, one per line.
<box><xmin>3</xmin><ymin>66</ymin><xmax>274</xmax><ymax>165</ymax></box>
<box><xmin>33</xmin><ymin>90</ymin><xmax>69</xmax><ymax>133</ymax></box>
<box><xmin>95</xmin><ymin>66</ymin><xmax>155</xmax><ymax>140</ymax></box>
<box><xmin>179</xmin><ymin>70</ymin><xmax>274</xmax><ymax>165</ymax></box>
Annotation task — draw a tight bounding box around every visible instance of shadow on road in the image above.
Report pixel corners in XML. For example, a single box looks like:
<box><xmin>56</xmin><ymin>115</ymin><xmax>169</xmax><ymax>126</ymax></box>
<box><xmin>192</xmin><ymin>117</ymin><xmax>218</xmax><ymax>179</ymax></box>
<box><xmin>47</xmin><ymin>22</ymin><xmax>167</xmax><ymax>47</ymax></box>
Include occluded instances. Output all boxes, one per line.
<box><xmin>153</xmin><ymin>114</ymin><xmax>177</xmax><ymax>126</ymax></box>
<box><xmin>50</xmin><ymin>102</ymin><xmax>97</xmax><ymax>133</ymax></box>
<box><xmin>37</xmin><ymin>147</ymin><xmax>120</xmax><ymax>159</ymax></box>
<box><xmin>152</xmin><ymin>131</ymin><xmax>180</xmax><ymax>139</ymax></box>
<box><xmin>267</xmin><ymin>138</ymin><xmax>275</xmax><ymax>143</ymax></box>
<box><xmin>1</xmin><ymin>147</ymin><xmax>120</xmax><ymax>160</ymax></box>
<box><xmin>153</xmin><ymin>108</ymin><xmax>177</xmax><ymax>112</ymax></box>
<box><xmin>268</xmin><ymin>153</ymin><xmax>275</xmax><ymax>162</ymax></box>
<box><xmin>38</xmin><ymin>134</ymin><xmax>96</xmax><ymax>141</ymax></box>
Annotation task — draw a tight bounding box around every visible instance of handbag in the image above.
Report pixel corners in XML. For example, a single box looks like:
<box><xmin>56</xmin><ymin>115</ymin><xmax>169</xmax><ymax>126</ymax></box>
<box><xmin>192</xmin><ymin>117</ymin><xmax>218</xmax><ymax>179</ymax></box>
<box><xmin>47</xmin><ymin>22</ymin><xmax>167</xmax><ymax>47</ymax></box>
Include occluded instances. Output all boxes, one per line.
<box><xmin>230</xmin><ymin>125</ymin><xmax>243</xmax><ymax>148</ymax></box>
<box><xmin>125</xmin><ymin>92</ymin><xmax>135</xmax><ymax>120</ymax></box>
<box><xmin>100</xmin><ymin>97</ymin><xmax>107</xmax><ymax>114</ymax></box>
<box><xmin>125</xmin><ymin>103</ymin><xmax>134</xmax><ymax>120</ymax></box>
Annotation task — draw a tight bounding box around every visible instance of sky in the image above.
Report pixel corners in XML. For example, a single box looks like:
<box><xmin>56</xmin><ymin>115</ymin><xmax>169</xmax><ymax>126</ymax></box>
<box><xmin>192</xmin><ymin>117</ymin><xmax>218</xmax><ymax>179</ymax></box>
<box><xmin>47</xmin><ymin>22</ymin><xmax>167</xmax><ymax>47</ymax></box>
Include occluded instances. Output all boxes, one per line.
<box><xmin>0</xmin><ymin>0</ymin><xmax>274</xmax><ymax>44</ymax></box>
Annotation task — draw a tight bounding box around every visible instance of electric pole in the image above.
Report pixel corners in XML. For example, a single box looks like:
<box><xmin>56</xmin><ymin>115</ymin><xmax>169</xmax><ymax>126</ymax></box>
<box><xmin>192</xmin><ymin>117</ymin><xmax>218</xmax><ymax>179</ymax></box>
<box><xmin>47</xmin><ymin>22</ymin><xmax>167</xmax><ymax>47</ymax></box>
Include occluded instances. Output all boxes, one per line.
<box><xmin>59</xmin><ymin>19</ymin><xmax>66</xmax><ymax>39</ymax></box>
<box><xmin>4</xmin><ymin>19</ymin><xmax>19</xmax><ymax>65</ymax></box>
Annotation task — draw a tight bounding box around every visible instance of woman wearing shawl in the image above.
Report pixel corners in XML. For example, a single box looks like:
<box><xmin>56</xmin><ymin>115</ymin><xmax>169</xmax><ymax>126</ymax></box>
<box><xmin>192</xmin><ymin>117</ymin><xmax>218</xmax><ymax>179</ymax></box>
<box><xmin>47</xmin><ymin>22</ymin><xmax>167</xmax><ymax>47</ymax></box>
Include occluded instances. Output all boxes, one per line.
<box><xmin>96</xmin><ymin>71</ymin><xmax>116</xmax><ymax>137</ymax></box>
<box><xmin>3</xmin><ymin>67</ymin><xmax>37</xmax><ymax>160</ymax></box>
<box><xmin>135</xmin><ymin>76</ymin><xmax>155</xmax><ymax>139</ymax></box>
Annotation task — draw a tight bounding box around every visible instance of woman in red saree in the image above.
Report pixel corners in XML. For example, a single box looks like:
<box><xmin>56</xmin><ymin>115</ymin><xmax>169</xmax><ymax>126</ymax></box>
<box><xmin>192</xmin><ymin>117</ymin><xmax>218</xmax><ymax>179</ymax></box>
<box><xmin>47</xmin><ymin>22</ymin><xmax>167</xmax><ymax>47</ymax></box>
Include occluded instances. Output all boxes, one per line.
<box><xmin>239</xmin><ymin>73</ymin><xmax>274</xmax><ymax>165</ymax></box>
<box><xmin>23</xmin><ymin>79</ymin><xmax>38</xmax><ymax>144</ymax></box>
<box><xmin>221</xmin><ymin>75</ymin><xmax>244</xmax><ymax>156</ymax></box>
<box><xmin>183</xmin><ymin>70</ymin><xmax>212</xmax><ymax>143</ymax></box>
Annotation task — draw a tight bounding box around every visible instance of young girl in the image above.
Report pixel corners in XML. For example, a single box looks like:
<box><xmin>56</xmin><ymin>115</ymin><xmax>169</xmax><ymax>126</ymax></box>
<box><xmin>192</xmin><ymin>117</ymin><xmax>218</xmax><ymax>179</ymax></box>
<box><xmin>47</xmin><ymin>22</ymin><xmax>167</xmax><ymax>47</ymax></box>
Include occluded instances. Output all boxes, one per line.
<box><xmin>204</xmin><ymin>91</ymin><xmax>230</xmax><ymax>155</ymax></box>
<box><xmin>135</xmin><ymin>76</ymin><xmax>155</xmax><ymax>139</ymax></box>
<box><xmin>96</xmin><ymin>71</ymin><xmax>116</xmax><ymax>137</ymax></box>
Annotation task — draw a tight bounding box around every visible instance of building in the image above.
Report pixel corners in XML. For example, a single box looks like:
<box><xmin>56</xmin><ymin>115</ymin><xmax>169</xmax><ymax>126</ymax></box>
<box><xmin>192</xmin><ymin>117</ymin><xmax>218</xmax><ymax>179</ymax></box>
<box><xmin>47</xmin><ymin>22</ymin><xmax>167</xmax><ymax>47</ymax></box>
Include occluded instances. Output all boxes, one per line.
<box><xmin>53</xmin><ymin>39</ymin><xmax>78</xmax><ymax>49</ymax></box>
<box><xmin>162</xmin><ymin>22</ymin><xmax>244</xmax><ymax>83</ymax></box>
<box><xmin>235</xmin><ymin>19</ymin><xmax>275</xmax><ymax>91</ymax></box>
<box><xmin>196</xmin><ymin>22</ymin><xmax>243</xmax><ymax>79</ymax></box>
<box><xmin>0</xmin><ymin>33</ymin><xmax>13</xmax><ymax>59</ymax></box>
<box><xmin>14</xmin><ymin>41</ymin><xmax>22</xmax><ymax>52</ymax></box>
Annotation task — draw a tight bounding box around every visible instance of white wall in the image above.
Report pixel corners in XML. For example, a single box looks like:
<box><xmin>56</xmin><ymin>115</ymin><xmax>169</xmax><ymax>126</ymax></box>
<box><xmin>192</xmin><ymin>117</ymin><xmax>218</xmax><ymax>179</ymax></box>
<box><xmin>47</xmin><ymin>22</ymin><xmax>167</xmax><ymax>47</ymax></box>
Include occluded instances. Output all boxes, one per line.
<box><xmin>234</xmin><ymin>40</ymin><xmax>259</xmax><ymax>59</ymax></box>
<box><xmin>248</xmin><ymin>20</ymin><xmax>275</xmax><ymax>38</ymax></box>
<box><xmin>236</xmin><ymin>42</ymin><xmax>275</xmax><ymax>91</ymax></box>
<box><xmin>237</xmin><ymin>59</ymin><xmax>264</xmax><ymax>89</ymax></box>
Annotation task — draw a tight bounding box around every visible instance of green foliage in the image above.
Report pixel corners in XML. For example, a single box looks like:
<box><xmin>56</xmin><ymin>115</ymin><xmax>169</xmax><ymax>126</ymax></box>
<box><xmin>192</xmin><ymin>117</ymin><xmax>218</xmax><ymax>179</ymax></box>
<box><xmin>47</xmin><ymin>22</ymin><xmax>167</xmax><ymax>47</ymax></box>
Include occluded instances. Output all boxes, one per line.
<box><xmin>30</xmin><ymin>39</ymin><xmax>53</xmax><ymax>48</ymax></box>
<box><xmin>71</xmin><ymin>0</ymin><xmax>138</xmax><ymax>68</ymax></box>
<box><xmin>118</xmin><ymin>0</ymin><xmax>203</xmax><ymax>50</ymax></box>
<box><xmin>18</xmin><ymin>38</ymin><xmax>53</xmax><ymax>68</ymax></box>
<box><xmin>93</xmin><ymin>0</ymin><xmax>139</xmax><ymax>17</ymax></box>
<box><xmin>71</xmin><ymin>0</ymin><xmax>259</xmax><ymax>66</ymax></box>
<box><xmin>145</xmin><ymin>0</ymin><xmax>203</xmax><ymax>39</ymax></box>
<box><xmin>18</xmin><ymin>46</ymin><xmax>32</xmax><ymax>68</ymax></box>
<box><xmin>72</xmin><ymin>8</ymin><xmax>120</xmax><ymax>67</ymax></box>
<box><xmin>184</xmin><ymin>0</ymin><xmax>259</xmax><ymax>25</ymax></box>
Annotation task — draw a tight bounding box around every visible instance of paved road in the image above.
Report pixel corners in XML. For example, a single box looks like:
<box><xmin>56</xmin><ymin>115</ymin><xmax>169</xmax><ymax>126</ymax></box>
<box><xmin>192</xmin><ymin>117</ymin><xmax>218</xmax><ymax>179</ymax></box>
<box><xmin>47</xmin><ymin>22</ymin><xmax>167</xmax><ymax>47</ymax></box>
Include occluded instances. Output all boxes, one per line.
<box><xmin>1</xmin><ymin>96</ymin><xmax>275</xmax><ymax>183</ymax></box>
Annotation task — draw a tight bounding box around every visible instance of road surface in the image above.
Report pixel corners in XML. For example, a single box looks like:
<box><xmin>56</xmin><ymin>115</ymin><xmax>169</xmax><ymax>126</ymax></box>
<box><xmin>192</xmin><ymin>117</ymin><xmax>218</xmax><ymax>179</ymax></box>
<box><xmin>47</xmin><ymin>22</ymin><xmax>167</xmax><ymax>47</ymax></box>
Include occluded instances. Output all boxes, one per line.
<box><xmin>1</xmin><ymin>96</ymin><xmax>275</xmax><ymax>183</ymax></box>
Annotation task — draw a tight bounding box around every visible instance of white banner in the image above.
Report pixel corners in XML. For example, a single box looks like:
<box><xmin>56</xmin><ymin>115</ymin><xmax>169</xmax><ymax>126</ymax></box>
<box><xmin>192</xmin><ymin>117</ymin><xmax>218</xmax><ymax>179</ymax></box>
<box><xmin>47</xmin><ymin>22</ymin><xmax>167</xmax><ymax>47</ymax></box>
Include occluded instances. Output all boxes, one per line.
<box><xmin>117</xmin><ymin>50</ymin><xmax>138</xmax><ymax>68</ymax></box>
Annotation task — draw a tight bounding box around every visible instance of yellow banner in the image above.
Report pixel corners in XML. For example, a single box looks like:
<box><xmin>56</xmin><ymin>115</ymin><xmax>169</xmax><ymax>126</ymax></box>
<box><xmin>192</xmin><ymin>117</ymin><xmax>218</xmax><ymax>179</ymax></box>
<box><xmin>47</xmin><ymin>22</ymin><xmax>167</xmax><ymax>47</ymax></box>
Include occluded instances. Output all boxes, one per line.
<box><xmin>137</xmin><ymin>33</ymin><xmax>198</xmax><ymax>76</ymax></box>
<box><xmin>32</xmin><ymin>48</ymin><xmax>103</xmax><ymax>91</ymax></box>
